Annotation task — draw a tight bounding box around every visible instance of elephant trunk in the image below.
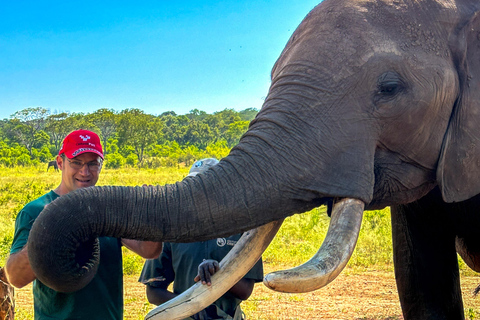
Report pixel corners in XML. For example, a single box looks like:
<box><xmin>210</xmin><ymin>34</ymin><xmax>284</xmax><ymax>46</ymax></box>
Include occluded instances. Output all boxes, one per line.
<box><xmin>28</xmin><ymin>144</ymin><xmax>321</xmax><ymax>292</ymax></box>
<box><xmin>28</xmin><ymin>185</ymin><xmax>171</xmax><ymax>292</ymax></box>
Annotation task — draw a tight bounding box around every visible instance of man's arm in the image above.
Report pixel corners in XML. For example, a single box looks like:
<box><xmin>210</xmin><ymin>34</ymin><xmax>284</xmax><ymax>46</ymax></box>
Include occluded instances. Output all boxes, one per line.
<box><xmin>228</xmin><ymin>278</ymin><xmax>256</xmax><ymax>300</ymax></box>
<box><xmin>5</xmin><ymin>245</ymin><xmax>36</xmax><ymax>288</ymax></box>
<box><xmin>145</xmin><ymin>285</ymin><xmax>177</xmax><ymax>305</ymax></box>
<box><xmin>121</xmin><ymin>239</ymin><xmax>163</xmax><ymax>259</ymax></box>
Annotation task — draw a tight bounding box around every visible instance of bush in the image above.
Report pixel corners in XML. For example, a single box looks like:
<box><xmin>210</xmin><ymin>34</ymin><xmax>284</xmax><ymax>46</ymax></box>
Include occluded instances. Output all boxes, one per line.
<box><xmin>142</xmin><ymin>157</ymin><xmax>162</xmax><ymax>168</ymax></box>
<box><xmin>126</xmin><ymin>154</ymin><xmax>138</xmax><ymax>167</ymax></box>
<box><xmin>0</xmin><ymin>157</ymin><xmax>13</xmax><ymax>167</ymax></box>
<box><xmin>349</xmin><ymin>208</ymin><xmax>393</xmax><ymax>269</ymax></box>
<box><xmin>105</xmin><ymin>153</ymin><xmax>126</xmax><ymax>169</ymax></box>
<box><xmin>0</xmin><ymin>230</ymin><xmax>13</xmax><ymax>266</ymax></box>
<box><xmin>122</xmin><ymin>247</ymin><xmax>145</xmax><ymax>275</ymax></box>
<box><xmin>16</xmin><ymin>154</ymin><xmax>32</xmax><ymax>166</ymax></box>
<box><xmin>37</xmin><ymin>146</ymin><xmax>53</xmax><ymax>162</ymax></box>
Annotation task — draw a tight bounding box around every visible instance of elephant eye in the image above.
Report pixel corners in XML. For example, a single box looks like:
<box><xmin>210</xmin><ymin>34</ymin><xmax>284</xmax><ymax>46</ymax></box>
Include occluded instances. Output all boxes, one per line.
<box><xmin>378</xmin><ymin>82</ymin><xmax>399</xmax><ymax>95</ymax></box>
<box><xmin>373</xmin><ymin>72</ymin><xmax>406</xmax><ymax>108</ymax></box>
<box><xmin>376</xmin><ymin>72</ymin><xmax>405</xmax><ymax>97</ymax></box>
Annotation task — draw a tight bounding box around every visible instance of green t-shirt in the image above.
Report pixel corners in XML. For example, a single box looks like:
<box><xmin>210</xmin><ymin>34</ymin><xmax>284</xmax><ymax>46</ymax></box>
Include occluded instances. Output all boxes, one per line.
<box><xmin>11</xmin><ymin>190</ymin><xmax>124</xmax><ymax>320</ymax></box>
<box><xmin>139</xmin><ymin>234</ymin><xmax>263</xmax><ymax>319</ymax></box>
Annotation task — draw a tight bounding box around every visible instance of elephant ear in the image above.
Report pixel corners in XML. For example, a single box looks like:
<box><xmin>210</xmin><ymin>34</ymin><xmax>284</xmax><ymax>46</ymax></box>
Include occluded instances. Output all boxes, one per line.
<box><xmin>437</xmin><ymin>9</ymin><xmax>480</xmax><ymax>203</ymax></box>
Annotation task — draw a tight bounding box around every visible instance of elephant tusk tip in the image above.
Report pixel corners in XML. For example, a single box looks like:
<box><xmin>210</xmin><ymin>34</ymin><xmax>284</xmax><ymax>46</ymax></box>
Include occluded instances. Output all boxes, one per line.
<box><xmin>263</xmin><ymin>274</ymin><xmax>275</xmax><ymax>290</ymax></box>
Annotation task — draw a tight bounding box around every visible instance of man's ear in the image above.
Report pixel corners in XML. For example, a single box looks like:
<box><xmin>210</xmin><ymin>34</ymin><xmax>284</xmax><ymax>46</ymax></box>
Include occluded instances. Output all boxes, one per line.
<box><xmin>56</xmin><ymin>155</ymin><xmax>64</xmax><ymax>171</ymax></box>
<box><xmin>437</xmin><ymin>10</ymin><xmax>480</xmax><ymax>202</ymax></box>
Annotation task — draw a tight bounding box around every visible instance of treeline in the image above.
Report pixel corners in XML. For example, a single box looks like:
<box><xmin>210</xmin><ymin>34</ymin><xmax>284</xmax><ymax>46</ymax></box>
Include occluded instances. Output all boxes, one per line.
<box><xmin>0</xmin><ymin>107</ymin><xmax>259</xmax><ymax>168</ymax></box>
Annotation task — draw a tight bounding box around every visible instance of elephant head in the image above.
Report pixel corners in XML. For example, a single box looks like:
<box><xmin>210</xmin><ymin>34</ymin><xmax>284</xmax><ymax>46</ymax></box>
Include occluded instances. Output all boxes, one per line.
<box><xmin>27</xmin><ymin>0</ymin><xmax>480</xmax><ymax>319</ymax></box>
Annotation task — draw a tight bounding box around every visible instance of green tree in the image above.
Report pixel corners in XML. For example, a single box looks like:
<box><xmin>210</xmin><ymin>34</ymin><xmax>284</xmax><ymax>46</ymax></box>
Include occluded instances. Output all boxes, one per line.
<box><xmin>149</xmin><ymin>141</ymin><xmax>182</xmax><ymax>158</ymax></box>
<box><xmin>117</xmin><ymin>109</ymin><xmax>163</xmax><ymax>164</ymax></box>
<box><xmin>105</xmin><ymin>153</ymin><xmax>125</xmax><ymax>169</ymax></box>
<box><xmin>160</xmin><ymin>114</ymin><xmax>186</xmax><ymax>145</ymax></box>
<box><xmin>186</xmin><ymin>109</ymin><xmax>208</xmax><ymax>121</ymax></box>
<box><xmin>214</xmin><ymin>108</ymin><xmax>241</xmax><ymax>125</ymax></box>
<box><xmin>204</xmin><ymin>109</ymin><xmax>242</xmax><ymax>140</ymax></box>
<box><xmin>106</xmin><ymin>137</ymin><xmax>119</xmax><ymax>154</ymax></box>
<box><xmin>181</xmin><ymin>121</ymin><xmax>214</xmax><ymax>149</ymax></box>
<box><xmin>179</xmin><ymin>144</ymin><xmax>200</xmax><ymax>166</ymax></box>
<box><xmin>9</xmin><ymin>107</ymin><xmax>50</xmax><ymax>158</ymax></box>
<box><xmin>0</xmin><ymin>119</ymin><xmax>8</xmax><ymax>140</ymax></box>
<box><xmin>33</xmin><ymin>131</ymin><xmax>50</xmax><ymax>149</ymax></box>
<box><xmin>16</xmin><ymin>154</ymin><xmax>32</xmax><ymax>166</ymax></box>
<box><xmin>125</xmin><ymin>153</ymin><xmax>138</xmax><ymax>166</ymax></box>
<box><xmin>160</xmin><ymin>111</ymin><xmax>177</xmax><ymax>117</ymax></box>
<box><xmin>238</xmin><ymin>108</ymin><xmax>259</xmax><ymax>121</ymax></box>
<box><xmin>224</xmin><ymin>120</ymin><xmax>249</xmax><ymax>146</ymax></box>
<box><xmin>87</xmin><ymin>108</ymin><xmax>117</xmax><ymax>156</ymax></box>
<box><xmin>205</xmin><ymin>140</ymin><xmax>230</xmax><ymax>159</ymax></box>
<box><xmin>32</xmin><ymin>145</ymin><xmax>53</xmax><ymax>162</ymax></box>
<box><xmin>45</xmin><ymin>112</ymin><xmax>91</xmax><ymax>154</ymax></box>
<box><xmin>45</xmin><ymin>112</ymin><xmax>71</xmax><ymax>152</ymax></box>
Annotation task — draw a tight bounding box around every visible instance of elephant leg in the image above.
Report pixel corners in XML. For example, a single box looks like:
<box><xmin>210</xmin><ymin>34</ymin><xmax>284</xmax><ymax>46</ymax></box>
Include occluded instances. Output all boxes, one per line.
<box><xmin>391</xmin><ymin>190</ymin><xmax>463</xmax><ymax>320</ymax></box>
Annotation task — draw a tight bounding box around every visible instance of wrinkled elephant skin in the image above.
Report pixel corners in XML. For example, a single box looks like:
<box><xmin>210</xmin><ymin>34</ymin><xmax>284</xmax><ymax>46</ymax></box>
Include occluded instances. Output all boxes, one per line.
<box><xmin>27</xmin><ymin>1</ymin><xmax>480</xmax><ymax>319</ymax></box>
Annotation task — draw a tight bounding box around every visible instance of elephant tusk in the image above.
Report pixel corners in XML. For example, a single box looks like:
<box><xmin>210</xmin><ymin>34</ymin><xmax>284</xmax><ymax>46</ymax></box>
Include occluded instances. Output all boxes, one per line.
<box><xmin>263</xmin><ymin>198</ymin><xmax>364</xmax><ymax>293</ymax></box>
<box><xmin>145</xmin><ymin>219</ymin><xmax>283</xmax><ymax>320</ymax></box>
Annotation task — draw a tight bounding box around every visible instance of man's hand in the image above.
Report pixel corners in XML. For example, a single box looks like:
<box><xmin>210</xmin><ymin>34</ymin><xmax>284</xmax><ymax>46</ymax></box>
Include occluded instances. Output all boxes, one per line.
<box><xmin>194</xmin><ymin>259</ymin><xmax>219</xmax><ymax>286</ymax></box>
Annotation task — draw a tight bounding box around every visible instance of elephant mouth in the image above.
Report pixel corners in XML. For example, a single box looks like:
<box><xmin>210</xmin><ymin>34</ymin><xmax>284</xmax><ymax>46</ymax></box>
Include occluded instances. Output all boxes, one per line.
<box><xmin>147</xmin><ymin>198</ymin><xmax>365</xmax><ymax>320</ymax></box>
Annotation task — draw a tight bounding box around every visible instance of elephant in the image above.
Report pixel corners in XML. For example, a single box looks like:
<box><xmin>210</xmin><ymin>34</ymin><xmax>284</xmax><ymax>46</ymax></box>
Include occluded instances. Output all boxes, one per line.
<box><xmin>25</xmin><ymin>0</ymin><xmax>480</xmax><ymax>319</ymax></box>
<box><xmin>47</xmin><ymin>160</ymin><xmax>58</xmax><ymax>172</ymax></box>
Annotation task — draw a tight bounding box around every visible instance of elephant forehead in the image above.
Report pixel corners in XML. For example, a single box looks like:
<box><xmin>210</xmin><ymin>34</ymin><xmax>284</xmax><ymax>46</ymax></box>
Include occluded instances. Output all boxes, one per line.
<box><xmin>369</xmin><ymin>38</ymin><xmax>401</xmax><ymax>58</ymax></box>
<box><xmin>364</xmin><ymin>0</ymin><xmax>453</xmax><ymax>56</ymax></box>
<box><xmin>398</xmin><ymin>22</ymin><xmax>449</xmax><ymax>56</ymax></box>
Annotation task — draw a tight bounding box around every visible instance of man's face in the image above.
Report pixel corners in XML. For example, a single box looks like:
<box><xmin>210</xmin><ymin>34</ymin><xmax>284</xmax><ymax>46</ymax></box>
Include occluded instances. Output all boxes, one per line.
<box><xmin>57</xmin><ymin>152</ymin><xmax>103</xmax><ymax>194</ymax></box>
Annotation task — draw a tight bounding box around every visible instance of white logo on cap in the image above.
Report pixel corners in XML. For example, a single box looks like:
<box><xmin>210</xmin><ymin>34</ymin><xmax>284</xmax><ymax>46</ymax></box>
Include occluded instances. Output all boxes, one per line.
<box><xmin>79</xmin><ymin>135</ymin><xmax>91</xmax><ymax>141</ymax></box>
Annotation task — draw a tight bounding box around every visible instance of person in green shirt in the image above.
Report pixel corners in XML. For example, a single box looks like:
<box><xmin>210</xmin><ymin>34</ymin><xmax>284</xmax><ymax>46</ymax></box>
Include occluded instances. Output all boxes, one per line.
<box><xmin>139</xmin><ymin>158</ymin><xmax>263</xmax><ymax>320</ymax></box>
<box><xmin>5</xmin><ymin>129</ymin><xmax>163</xmax><ymax>320</ymax></box>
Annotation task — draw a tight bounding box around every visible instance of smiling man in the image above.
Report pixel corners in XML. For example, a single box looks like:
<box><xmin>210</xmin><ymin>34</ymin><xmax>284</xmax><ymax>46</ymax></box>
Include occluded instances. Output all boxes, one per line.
<box><xmin>5</xmin><ymin>129</ymin><xmax>162</xmax><ymax>320</ymax></box>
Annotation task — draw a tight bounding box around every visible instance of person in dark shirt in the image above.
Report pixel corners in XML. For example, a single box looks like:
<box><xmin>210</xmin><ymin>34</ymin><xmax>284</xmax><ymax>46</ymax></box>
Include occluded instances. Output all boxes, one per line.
<box><xmin>139</xmin><ymin>158</ymin><xmax>263</xmax><ymax>320</ymax></box>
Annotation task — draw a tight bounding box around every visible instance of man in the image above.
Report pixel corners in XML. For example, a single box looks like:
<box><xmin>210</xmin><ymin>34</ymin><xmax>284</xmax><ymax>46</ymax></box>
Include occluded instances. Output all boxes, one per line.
<box><xmin>5</xmin><ymin>129</ymin><xmax>162</xmax><ymax>320</ymax></box>
<box><xmin>139</xmin><ymin>158</ymin><xmax>263</xmax><ymax>320</ymax></box>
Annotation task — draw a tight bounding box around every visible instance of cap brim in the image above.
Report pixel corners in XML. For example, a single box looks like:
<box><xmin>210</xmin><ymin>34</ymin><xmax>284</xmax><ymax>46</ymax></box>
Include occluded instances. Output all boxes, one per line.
<box><xmin>66</xmin><ymin>149</ymin><xmax>104</xmax><ymax>159</ymax></box>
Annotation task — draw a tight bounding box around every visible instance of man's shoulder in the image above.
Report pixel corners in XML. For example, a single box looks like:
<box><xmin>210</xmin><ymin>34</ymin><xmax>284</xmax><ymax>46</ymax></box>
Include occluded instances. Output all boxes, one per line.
<box><xmin>11</xmin><ymin>191</ymin><xmax>59</xmax><ymax>254</ymax></box>
<box><xmin>22</xmin><ymin>191</ymin><xmax>58</xmax><ymax>214</ymax></box>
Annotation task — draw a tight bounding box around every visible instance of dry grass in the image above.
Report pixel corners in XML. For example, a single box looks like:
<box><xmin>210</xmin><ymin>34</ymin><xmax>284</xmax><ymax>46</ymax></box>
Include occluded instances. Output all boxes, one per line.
<box><xmin>12</xmin><ymin>264</ymin><xmax>480</xmax><ymax>319</ymax></box>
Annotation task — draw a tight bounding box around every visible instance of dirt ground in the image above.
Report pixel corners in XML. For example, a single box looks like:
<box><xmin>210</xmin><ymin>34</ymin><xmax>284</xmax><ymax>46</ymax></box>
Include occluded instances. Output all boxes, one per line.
<box><xmin>241</xmin><ymin>269</ymin><xmax>480</xmax><ymax>320</ymax></box>
<box><xmin>243</xmin><ymin>270</ymin><xmax>405</xmax><ymax>320</ymax></box>
<box><xmin>13</xmin><ymin>269</ymin><xmax>480</xmax><ymax>319</ymax></box>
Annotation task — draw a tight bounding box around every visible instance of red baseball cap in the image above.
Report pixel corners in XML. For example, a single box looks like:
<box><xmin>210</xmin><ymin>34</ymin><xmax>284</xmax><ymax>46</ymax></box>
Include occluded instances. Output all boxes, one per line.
<box><xmin>59</xmin><ymin>129</ymin><xmax>104</xmax><ymax>159</ymax></box>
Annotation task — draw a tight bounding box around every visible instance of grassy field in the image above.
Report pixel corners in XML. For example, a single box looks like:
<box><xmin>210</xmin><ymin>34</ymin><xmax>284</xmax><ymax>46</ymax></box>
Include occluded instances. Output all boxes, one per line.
<box><xmin>1</xmin><ymin>165</ymin><xmax>480</xmax><ymax>319</ymax></box>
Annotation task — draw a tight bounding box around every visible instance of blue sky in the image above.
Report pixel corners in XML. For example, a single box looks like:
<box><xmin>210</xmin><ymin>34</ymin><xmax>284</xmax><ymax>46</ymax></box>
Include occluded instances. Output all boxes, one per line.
<box><xmin>0</xmin><ymin>1</ymin><xmax>320</xmax><ymax>120</ymax></box>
